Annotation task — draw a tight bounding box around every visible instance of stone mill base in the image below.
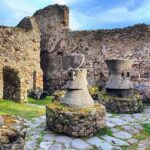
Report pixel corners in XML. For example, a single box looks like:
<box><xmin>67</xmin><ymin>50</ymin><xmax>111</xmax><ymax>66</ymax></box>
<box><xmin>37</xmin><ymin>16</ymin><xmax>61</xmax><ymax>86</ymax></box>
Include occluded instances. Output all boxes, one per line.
<box><xmin>46</xmin><ymin>102</ymin><xmax>106</xmax><ymax>137</ymax></box>
<box><xmin>0</xmin><ymin>115</ymin><xmax>26</xmax><ymax>150</ymax></box>
<box><xmin>98</xmin><ymin>91</ymin><xmax>143</xmax><ymax>114</ymax></box>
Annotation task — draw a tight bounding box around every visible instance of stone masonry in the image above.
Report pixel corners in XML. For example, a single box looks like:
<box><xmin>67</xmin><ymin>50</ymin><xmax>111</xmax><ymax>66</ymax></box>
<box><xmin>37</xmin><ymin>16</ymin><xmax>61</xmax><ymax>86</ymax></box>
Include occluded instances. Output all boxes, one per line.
<box><xmin>0</xmin><ymin>4</ymin><xmax>150</xmax><ymax>98</ymax></box>
<box><xmin>33</xmin><ymin>4</ymin><xmax>150</xmax><ymax>94</ymax></box>
<box><xmin>0</xmin><ymin>17</ymin><xmax>43</xmax><ymax>102</ymax></box>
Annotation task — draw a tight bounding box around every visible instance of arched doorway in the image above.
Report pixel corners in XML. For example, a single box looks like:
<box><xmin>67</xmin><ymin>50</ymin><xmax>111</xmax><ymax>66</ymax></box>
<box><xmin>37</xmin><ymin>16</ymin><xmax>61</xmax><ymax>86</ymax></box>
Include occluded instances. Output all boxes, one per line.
<box><xmin>3</xmin><ymin>67</ymin><xmax>21</xmax><ymax>101</ymax></box>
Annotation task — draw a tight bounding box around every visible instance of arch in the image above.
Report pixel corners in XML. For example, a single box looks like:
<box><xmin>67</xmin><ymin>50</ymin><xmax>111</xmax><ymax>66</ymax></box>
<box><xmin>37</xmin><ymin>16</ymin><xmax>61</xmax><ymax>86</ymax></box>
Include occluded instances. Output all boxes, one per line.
<box><xmin>3</xmin><ymin>67</ymin><xmax>21</xmax><ymax>101</ymax></box>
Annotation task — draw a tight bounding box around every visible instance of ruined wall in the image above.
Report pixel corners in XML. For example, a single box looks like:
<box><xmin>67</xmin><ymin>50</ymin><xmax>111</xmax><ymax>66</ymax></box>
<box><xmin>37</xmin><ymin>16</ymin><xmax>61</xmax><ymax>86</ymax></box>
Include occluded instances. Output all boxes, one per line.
<box><xmin>33</xmin><ymin>5</ymin><xmax>69</xmax><ymax>93</ymax></box>
<box><xmin>0</xmin><ymin>4</ymin><xmax>149</xmax><ymax>96</ymax></box>
<box><xmin>33</xmin><ymin>4</ymin><xmax>150</xmax><ymax>93</ymax></box>
<box><xmin>0</xmin><ymin>17</ymin><xmax>43</xmax><ymax>102</ymax></box>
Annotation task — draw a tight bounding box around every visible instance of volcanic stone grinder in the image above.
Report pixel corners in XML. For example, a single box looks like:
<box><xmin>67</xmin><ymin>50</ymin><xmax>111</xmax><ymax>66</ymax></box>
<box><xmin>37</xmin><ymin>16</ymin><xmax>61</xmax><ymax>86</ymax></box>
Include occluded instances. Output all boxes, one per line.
<box><xmin>62</xmin><ymin>68</ymin><xmax>94</xmax><ymax>108</ymax></box>
<box><xmin>46</xmin><ymin>54</ymin><xmax>106</xmax><ymax>137</ymax></box>
<box><xmin>106</xmin><ymin>59</ymin><xmax>134</xmax><ymax>97</ymax></box>
<box><xmin>99</xmin><ymin>59</ymin><xmax>143</xmax><ymax>113</ymax></box>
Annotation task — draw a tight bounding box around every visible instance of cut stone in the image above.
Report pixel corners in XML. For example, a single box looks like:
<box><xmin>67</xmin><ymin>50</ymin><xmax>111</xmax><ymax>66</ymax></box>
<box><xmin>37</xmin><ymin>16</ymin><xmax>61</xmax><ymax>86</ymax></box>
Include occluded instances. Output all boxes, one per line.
<box><xmin>55</xmin><ymin>135</ymin><xmax>73</xmax><ymax>145</ymax></box>
<box><xmin>26</xmin><ymin>140</ymin><xmax>37</xmax><ymax>150</ymax></box>
<box><xmin>71</xmin><ymin>139</ymin><xmax>92</xmax><ymax>150</ymax></box>
<box><xmin>111</xmin><ymin>128</ymin><xmax>120</xmax><ymax>133</ymax></box>
<box><xmin>49</xmin><ymin>143</ymin><xmax>64</xmax><ymax>150</ymax></box>
<box><xmin>119</xmin><ymin>114</ymin><xmax>135</xmax><ymax>122</ymax></box>
<box><xmin>128</xmin><ymin>139</ymin><xmax>138</xmax><ymax>145</ymax></box>
<box><xmin>122</xmin><ymin>125</ymin><xmax>140</xmax><ymax>135</ymax></box>
<box><xmin>113</xmin><ymin>131</ymin><xmax>133</xmax><ymax>139</ymax></box>
<box><xmin>39</xmin><ymin>141</ymin><xmax>52</xmax><ymax>150</ymax></box>
<box><xmin>129</xmin><ymin>123</ymin><xmax>143</xmax><ymax>130</ymax></box>
<box><xmin>108</xmin><ymin>118</ymin><xmax>128</xmax><ymax>126</ymax></box>
<box><xmin>101</xmin><ymin>135</ymin><xmax>129</xmax><ymax>146</ymax></box>
<box><xmin>43</xmin><ymin>133</ymin><xmax>56</xmax><ymax>142</ymax></box>
<box><xmin>137</xmin><ymin>138</ymin><xmax>150</xmax><ymax>150</ymax></box>
<box><xmin>132</xmin><ymin>114</ymin><xmax>147</xmax><ymax>121</ymax></box>
<box><xmin>106</xmin><ymin>121</ymin><xmax>116</xmax><ymax>128</ymax></box>
<box><xmin>86</xmin><ymin>137</ymin><xmax>115</xmax><ymax>150</ymax></box>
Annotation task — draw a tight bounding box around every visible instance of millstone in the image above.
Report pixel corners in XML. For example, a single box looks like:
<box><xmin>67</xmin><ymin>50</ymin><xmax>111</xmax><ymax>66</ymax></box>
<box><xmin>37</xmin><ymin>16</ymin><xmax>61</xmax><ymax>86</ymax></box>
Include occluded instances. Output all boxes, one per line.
<box><xmin>62</xmin><ymin>68</ymin><xmax>94</xmax><ymax>108</ymax></box>
<box><xmin>105</xmin><ymin>59</ymin><xmax>134</xmax><ymax>97</ymax></box>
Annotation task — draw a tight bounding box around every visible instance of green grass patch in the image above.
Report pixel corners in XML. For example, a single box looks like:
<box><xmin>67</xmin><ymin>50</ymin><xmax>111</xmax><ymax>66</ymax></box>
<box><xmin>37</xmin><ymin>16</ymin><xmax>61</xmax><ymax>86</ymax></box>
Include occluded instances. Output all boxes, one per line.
<box><xmin>96</xmin><ymin>128</ymin><xmax>113</xmax><ymax>136</ymax></box>
<box><xmin>37</xmin><ymin>131</ymin><xmax>45</xmax><ymax>144</ymax></box>
<box><xmin>27</xmin><ymin>96</ymin><xmax>53</xmax><ymax>106</ymax></box>
<box><xmin>142</xmin><ymin>123</ymin><xmax>150</xmax><ymax>134</ymax></box>
<box><xmin>0</xmin><ymin>99</ymin><xmax>45</xmax><ymax>120</ymax></box>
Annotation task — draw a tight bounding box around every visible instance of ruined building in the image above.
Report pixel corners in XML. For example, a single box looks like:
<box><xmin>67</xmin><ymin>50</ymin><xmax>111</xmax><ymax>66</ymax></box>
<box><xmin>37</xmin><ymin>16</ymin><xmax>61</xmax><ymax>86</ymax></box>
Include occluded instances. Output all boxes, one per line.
<box><xmin>0</xmin><ymin>4</ymin><xmax>150</xmax><ymax>102</ymax></box>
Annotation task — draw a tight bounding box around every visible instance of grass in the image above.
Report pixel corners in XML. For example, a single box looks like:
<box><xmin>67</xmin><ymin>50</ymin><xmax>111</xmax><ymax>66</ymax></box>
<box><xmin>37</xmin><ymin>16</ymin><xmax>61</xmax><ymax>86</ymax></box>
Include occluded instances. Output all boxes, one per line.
<box><xmin>27</xmin><ymin>96</ymin><xmax>53</xmax><ymax>106</ymax></box>
<box><xmin>46</xmin><ymin>101</ymin><xmax>104</xmax><ymax>114</ymax></box>
<box><xmin>37</xmin><ymin>131</ymin><xmax>45</xmax><ymax>144</ymax></box>
<box><xmin>96</xmin><ymin>128</ymin><xmax>113</xmax><ymax>137</ymax></box>
<box><xmin>142</xmin><ymin>123</ymin><xmax>150</xmax><ymax>134</ymax></box>
<box><xmin>0</xmin><ymin>98</ymin><xmax>45</xmax><ymax>120</ymax></box>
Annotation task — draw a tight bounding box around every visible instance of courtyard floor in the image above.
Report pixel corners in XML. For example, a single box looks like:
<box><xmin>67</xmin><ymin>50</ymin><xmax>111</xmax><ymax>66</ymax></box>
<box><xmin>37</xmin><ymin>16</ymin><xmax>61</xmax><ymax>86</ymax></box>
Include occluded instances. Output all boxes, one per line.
<box><xmin>25</xmin><ymin>105</ymin><xmax>150</xmax><ymax>150</ymax></box>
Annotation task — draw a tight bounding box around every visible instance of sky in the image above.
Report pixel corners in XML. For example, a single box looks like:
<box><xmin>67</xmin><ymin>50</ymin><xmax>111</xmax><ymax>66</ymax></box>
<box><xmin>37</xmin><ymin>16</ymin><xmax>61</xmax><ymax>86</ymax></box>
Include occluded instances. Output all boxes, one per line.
<box><xmin>0</xmin><ymin>0</ymin><xmax>150</xmax><ymax>30</ymax></box>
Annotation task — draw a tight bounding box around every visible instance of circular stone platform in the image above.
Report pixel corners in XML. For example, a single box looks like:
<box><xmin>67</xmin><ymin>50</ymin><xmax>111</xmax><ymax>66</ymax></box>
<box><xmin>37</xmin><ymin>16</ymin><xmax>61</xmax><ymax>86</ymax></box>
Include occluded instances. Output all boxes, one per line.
<box><xmin>46</xmin><ymin>102</ymin><xmax>106</xmax><ymax>137</ymax></box>
<box><xmin>98</xmin><ymin>91</ymin><xmax>143</xmax><ymax>114</ymax></box>
<box><xmin>0</xmin><ymin>115</ymin><xmax>26</xmax><ymax>150</ymax></box>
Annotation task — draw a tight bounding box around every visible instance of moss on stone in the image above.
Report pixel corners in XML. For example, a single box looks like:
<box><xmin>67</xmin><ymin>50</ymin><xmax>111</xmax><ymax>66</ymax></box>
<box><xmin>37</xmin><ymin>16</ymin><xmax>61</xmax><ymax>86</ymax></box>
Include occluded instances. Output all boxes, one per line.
<box><xmin>47</xmin><ymin>102</ymin><xmax>104</xmax><ymax>114</ymax></box>
<box><xmin>88</xmin><ymin>85</ymin><xmax>99</xmax><ymax>95</ymax></box>
<box><xmin>98</xmin><ymin>90</ymin><xmax>141</xmax><ymax>101</ymax></box>
<box><xmin>98</xmin><ymin>90</ymin><xmax>143</xmax><ymax>113</ymax></box>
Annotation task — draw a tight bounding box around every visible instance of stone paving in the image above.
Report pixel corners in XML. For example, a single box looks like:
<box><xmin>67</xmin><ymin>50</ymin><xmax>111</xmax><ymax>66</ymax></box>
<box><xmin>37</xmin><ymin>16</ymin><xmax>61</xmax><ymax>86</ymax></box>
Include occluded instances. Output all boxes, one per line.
<box><xmin>25</xmin><ymin>106</ymin><xmax>150</xmax><ymax>150</ymax></box>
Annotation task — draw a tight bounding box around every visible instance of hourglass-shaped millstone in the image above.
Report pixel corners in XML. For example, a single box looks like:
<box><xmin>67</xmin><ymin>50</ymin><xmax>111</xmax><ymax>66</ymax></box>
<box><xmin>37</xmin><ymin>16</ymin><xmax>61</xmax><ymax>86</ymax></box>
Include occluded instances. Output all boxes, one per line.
<box><xmin>105</xmin><ymin>59</ymin><xmax>134</xmax><ymax>97</ymax></box>
<box><xmin>62</xmin><ymin>68</ymin><xmax>94</xmax><ymax>108</ymax></box>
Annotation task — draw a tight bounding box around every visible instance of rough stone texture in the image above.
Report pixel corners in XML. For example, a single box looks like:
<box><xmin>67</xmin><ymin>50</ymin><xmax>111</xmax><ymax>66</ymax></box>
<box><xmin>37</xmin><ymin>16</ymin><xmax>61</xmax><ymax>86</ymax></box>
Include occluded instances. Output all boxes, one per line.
<box><xmin>98</xmin><ymin>91</ymin><xmax>143</xmax><ymax>113</ymax></box>
<box><xmin>32</xmin><ymin>4</ymin><xmax>150</xmax><ymax>94</ymax></box>
<box><xmin>137</xmin><ymin>138</ymin><xmax>150</xmax><ymax>150</ymax></box>
<box><xmin>46</xmin><ymin>103</ymin><xmax>106</xmax><ymax>137</ymax></box>
<box><xmin>101</xmin><ymin>135</ymin><xmax>129</xmax><ymax>146</ymax></box>
<box><xmin>25</xmin><ymin>106</ymin><xmax>150</xmax><ymax>150</ymax></box>
<box><xmin>86</xmin><ymin>137</ymin><xmax>115</xmax><ymax>150</ymax></box>
<box><xmin>0</xmin><ymin>115</ymin><xmax>26</xmax><ymax>150</ymax></box>
<box><xmin>113</xmin><ymin>131</ymin><xmax>133</xmax><ymax>139</ymax></box>
<box><xmin>0</xmin><ymin>17</ymin><xmax>43</xmax><ymax>102</ymax></box>
<box><xmin>0</xmin><ymin>4</ymin><xmax>150</xmax><ymax>98</ymax></box>
<box><xmin>71</xmin><ymin>139</ymin><xmax>92</xmax><ymax>150</ymax></box>
<box><xmin>143</xmin><ymin>90</ymin><xmax>150</xmax><ymax>103</ymax></box>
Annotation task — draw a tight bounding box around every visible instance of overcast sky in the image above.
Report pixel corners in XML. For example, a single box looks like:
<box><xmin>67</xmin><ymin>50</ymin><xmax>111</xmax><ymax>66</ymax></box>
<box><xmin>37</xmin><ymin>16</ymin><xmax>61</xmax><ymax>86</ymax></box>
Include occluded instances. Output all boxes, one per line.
<box><xmin>0</xmin><ymin>0</ymin><xmax>150</xmax><ymax>30</ymax></box>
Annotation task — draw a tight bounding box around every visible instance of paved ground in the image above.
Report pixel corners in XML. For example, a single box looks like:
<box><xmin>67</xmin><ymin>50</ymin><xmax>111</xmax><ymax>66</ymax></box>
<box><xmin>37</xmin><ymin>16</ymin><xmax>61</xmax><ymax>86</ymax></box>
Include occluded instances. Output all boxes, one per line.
<box><xmin>25</xmin><ymin>106</ymin><xmax>150</xmax><ymax>150</ymax></box>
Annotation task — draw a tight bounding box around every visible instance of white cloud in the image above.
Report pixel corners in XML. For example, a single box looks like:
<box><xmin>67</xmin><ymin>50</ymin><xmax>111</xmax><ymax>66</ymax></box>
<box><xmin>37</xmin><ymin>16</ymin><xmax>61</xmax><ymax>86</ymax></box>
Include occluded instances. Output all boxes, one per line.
<box><xmin>69</xmin><ymin>0</ymin><xmax>150</xmax><ymax>30</ymax></box>
<box><xmin>0</xmin><ymin>0</ymin><xmax>37</xmax><ymax>25</ymax></box>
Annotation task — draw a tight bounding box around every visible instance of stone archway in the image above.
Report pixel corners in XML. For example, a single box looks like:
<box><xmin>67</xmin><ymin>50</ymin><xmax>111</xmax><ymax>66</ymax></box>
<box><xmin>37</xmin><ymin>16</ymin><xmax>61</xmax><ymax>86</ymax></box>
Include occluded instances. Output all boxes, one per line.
<box><xmin>3</xmin><ymin>67</ymin><xmax>21</xmax><ymax>101</ymax></box>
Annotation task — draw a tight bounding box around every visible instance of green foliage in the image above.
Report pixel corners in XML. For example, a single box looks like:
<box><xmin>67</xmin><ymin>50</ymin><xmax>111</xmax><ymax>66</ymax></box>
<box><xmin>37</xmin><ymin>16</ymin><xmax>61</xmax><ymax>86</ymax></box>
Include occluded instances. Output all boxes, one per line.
<box><xmin>96</xmin><ymin>128</ymin><xmax>113</xmax><ymax>136</ymax></box>
<box><xmin>37</xmin><ymin>131</ymin><xmax>45</xmax><ymax>144</ymax></box>
<box><xmin>28</xmin><ymin>96</ymin><xmax>53</xmax><ymax>106</ymax></box>
<box><xmin>47</xmin><ymin>102</ymin><xmax>100</xmax><ymax>114</ymax></box>
<box><xmin>89</xmin><ymin>146</ymin><xmax>99</xmax><ymax>150</ymax></box>
<box><xmin>142</xmin><ymin>123</ymin><xmax>150</xmax><ymax>134</ymax></box>
<box><xmin>88</xmin><ymin>85</ymin><xmax>99</xmax><ymax>95</ymax></box>
<box><xmin>0</xmin><ymin>99</ymin><xmax>45</xmax><ymax>120</ymax></box>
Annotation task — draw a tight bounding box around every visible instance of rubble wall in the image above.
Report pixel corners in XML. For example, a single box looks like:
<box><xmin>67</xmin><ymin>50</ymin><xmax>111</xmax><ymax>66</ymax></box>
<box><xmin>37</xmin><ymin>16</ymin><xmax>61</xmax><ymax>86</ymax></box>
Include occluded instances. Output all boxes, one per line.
<box><xmin>0</xmin><ymin>17</ymin><xmax>43</xmax><ymax>102</ymax></box>
<box><xmin>34</xmin><ymin>5</ymin><xmax>150</xmax><ymax>93</ymax></box>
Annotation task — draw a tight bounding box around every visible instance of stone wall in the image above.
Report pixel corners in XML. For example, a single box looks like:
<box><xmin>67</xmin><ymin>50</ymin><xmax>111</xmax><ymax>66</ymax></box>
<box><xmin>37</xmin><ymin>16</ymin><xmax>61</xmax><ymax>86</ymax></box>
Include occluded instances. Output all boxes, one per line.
<box><xmin>0</xmin><ymin>17</ymin><xmax>43</xmax><ymax>102</ymax></box>
<box><xmin>33</xmin><ymin>4</ymin><xmax>150</xmax><ymax>93</ymax></box>
<box><xmin>0</xmin><ymin>4</ymin><xmax>150</xmax><ymax>96</ymax></box>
